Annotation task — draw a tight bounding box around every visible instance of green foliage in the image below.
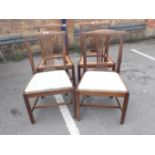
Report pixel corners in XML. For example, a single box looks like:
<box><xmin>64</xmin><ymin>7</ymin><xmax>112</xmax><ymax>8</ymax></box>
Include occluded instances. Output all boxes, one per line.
<box><xmin>69</xmin><ymin>43</ymin><xmax>80</xmax><ymax>53</ymax></box>
<box><xmin>12</xmin><ymin>53</ymin><xmax>25</xmax><ymax>61</ymax></box>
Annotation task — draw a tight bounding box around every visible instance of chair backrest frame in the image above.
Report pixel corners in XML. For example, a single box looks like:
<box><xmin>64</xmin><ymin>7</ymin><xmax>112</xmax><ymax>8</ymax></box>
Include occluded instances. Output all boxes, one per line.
<box><xmin>80</xmin><ymin>29</ymin><xmax>125</xmax><ymax>73</ymax></box>
<box><xmin>79</xmin><ymin>22</ymin><xmax>109</xmax><ymax>52</ymax></box>
<box><xmin>24</xmin><ymin>31</ymin><xmax>68</xmax><ymax>73</ymax></box>
<box><xmin>35</xmin><ymin>23</ymin><xmax>69</xmax><ymax>55</ymax></box>
<box><xmin>37</xmin><ymin>31</ymin><xmax>67</xmax><ymax>70</ymax></box>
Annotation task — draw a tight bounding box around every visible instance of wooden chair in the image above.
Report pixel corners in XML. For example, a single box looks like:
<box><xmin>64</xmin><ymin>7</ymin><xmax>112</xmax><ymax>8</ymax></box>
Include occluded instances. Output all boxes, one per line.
<box><xmin>78</xmin><ymin>22</ymin><xmax>117</xmax><ymax>81</ymax></box>
<box><xmin>23</xmin><ymin>31</ymin><xmax>75</xmax><ymax>124</ymax></box>
<box><xmin>24</xmin><ymin>31</ymin><xmax>75</xmax><ymax>86</ymax></box>
<box><xmin>76</xmin><ymin>29</ymin><xmax>130</xmax><ymax>124</ymax></box>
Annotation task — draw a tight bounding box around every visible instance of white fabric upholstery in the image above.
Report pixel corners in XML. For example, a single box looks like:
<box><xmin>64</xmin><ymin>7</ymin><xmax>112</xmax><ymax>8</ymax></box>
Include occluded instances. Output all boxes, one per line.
<box><xmin>25</xmin><ymin>70</ymin><xmax>73</xmax><ymax>93</ymax></box>
<box><xmin>78</xmin><ymin>71</ymin><xmax>127</xmax><ymax>92</ymax></box>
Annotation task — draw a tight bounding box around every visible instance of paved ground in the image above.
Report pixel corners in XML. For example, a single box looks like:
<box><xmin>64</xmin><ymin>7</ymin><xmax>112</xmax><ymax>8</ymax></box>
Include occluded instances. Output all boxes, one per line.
<box><xmin>0</xmin><ymin>39</ymin><xmax>155</xmax><ymax>135</ymax></box>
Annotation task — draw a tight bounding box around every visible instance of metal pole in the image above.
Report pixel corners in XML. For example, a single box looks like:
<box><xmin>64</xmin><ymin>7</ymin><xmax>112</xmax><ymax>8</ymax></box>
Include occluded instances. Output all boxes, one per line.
<box><xmin>61</xmin><ymin>19</ymin><xmax>68</xmax><ymax>51</ymax></box>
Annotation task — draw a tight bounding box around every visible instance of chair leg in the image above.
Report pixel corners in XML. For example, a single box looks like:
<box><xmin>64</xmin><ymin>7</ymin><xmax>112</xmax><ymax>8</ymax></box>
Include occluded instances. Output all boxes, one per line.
<box><xmin>72</xmin><ymin>66</ymin><xmax>76</xmax><ymax>87</ymax></box>
<box><xmin>78</xmin><ymin>65</ymin><xmax>81</xmax><ymax>82</ymax></box>
<box><xmin>120</xmin><ymin>93</ymin><xmax>129</xmax><ymax>124</ymax></box>
<box><xmin>66</xmin><ymin>69</ymin><xmax>69</xmax><ymax>74</ymax></box>
<box><xmin>72</xmin><ymin>90</ymin><xmax>76</xmax><ymax>119</ymax></box>
<box><xmin>23</xmin><ymin>94</ymin><xmax>35</xmax><ymax>124</ymax></box>
<box><xmin>76</xmin><ymin>92</ymin><xmax>80</xmax><ymax>121</ymax></box>
<box><xmin>112</xmin><ymin>64</ymin><xmax>115</xmax><ymax>71</ymax></box>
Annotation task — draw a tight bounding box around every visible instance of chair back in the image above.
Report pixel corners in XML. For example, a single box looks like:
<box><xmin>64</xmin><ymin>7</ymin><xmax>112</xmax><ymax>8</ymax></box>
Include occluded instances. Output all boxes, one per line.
<box><xmin>24</xmin><ymin>31</ymin><xmax>67</xmax><ymax>72</ymax></box>
<box><xmin>79</xmin><ymin>22</ymin><xmax>109</xmax><ymax>52</ymax></box>
<box><xmin>37</xmin><ymin>31</ymin><xmax>67</xmax><ymax>70</ymax></box>
<box><xmin>35</xmin><ymin>23</ymin><xmax>68</xmax><ymax>54</ymax></box>
<box><xmin>80</xmin><ymin>29</ymin><xmax>125</xmax><ymax>73</ymax></box>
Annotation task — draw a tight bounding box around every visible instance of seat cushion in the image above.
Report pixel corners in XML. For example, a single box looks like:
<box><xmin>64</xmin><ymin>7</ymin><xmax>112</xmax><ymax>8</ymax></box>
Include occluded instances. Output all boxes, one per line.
<box><xmin>78</xmin><ymin>71</ymin><xmax>128</xmax><ymax>92</ymax></box>
<box><xmin>25</xmin><ymin>70</ymin><xmax>73</xmax><ymax>93</ymax></box>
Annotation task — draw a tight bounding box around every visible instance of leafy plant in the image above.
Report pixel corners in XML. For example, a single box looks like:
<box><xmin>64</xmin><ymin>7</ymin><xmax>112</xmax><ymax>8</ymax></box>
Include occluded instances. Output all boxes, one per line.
<box><xmin>69</xmin><ymin>43</ymin><xmax>80</xmax><ymax>53</ymax></box>
<box><xmin>12</xmin><ymin>52</ymin><xmax>25</xmax><ymax>61</ymax></box>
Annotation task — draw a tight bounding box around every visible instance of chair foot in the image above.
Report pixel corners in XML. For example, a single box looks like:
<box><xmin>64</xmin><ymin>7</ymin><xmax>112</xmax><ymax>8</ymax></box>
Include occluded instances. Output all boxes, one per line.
<box><xmin>31</xmin><ymin>120</ymin><xmax>35</xmax><ymax>124</ymax></box>
<box><xmin>77</xmin><ymin>117</ymin><xmax>80</xmax><ymax>121</ymax></box>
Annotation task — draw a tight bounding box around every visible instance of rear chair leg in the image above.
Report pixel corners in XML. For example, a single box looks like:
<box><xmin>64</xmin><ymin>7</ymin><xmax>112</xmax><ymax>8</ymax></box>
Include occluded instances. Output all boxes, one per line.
<box><xmin>78</xmin><ymin>65</ymin><xmax>81</xmax><ymax>82</ymax></box>
<box><xmin>66</xmin><ymin>69</ymin><xmax>69</xmax><ymax>74</ymax></box>
<box><xmin>23</xmin><ymin>94</ymin><xmax>35</xmax><ymax>124</ymax></box>
<box><xmin>72</xmin><ymin>90</ymin><xmax>76</xmax><ymax>119</ymax></box>
<box><xmin>112</xmin><ymin>64</ymin><xmax>116</xmax><ymax>71</ymax></box>
<box><xmin>120</xmin><ymin>93</ymin><xmax>129</xmax><ymax>124</ymax></box>
<box><xmin>76</xmin><ymin>92</ymin><xmax>80</xmax><ymax>121</ymax></box>
<box><xmin>72</xmin><ymin>66</ymin><xmax>76</xmax><ymax>87</ymax></box>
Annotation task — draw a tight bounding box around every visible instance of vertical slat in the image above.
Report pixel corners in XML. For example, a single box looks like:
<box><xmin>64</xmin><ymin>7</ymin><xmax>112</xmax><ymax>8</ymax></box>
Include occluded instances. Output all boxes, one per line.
<box><xmin>104</xmin><ymin>35</ymin><xmax>110</xmax><ymax>62</ymax></box>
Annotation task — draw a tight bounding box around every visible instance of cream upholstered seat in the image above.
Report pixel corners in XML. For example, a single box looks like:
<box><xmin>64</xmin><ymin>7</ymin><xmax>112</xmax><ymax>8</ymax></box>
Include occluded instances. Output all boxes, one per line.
<box><xmin>78</xmin><ymin>71</ymin><xmax>127</xmax><ymax>93</ymax></box>
<box><xmin>25</xmin><ymin>70</ymin><xmax>73</xmax><ymax>93</ymax></box>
